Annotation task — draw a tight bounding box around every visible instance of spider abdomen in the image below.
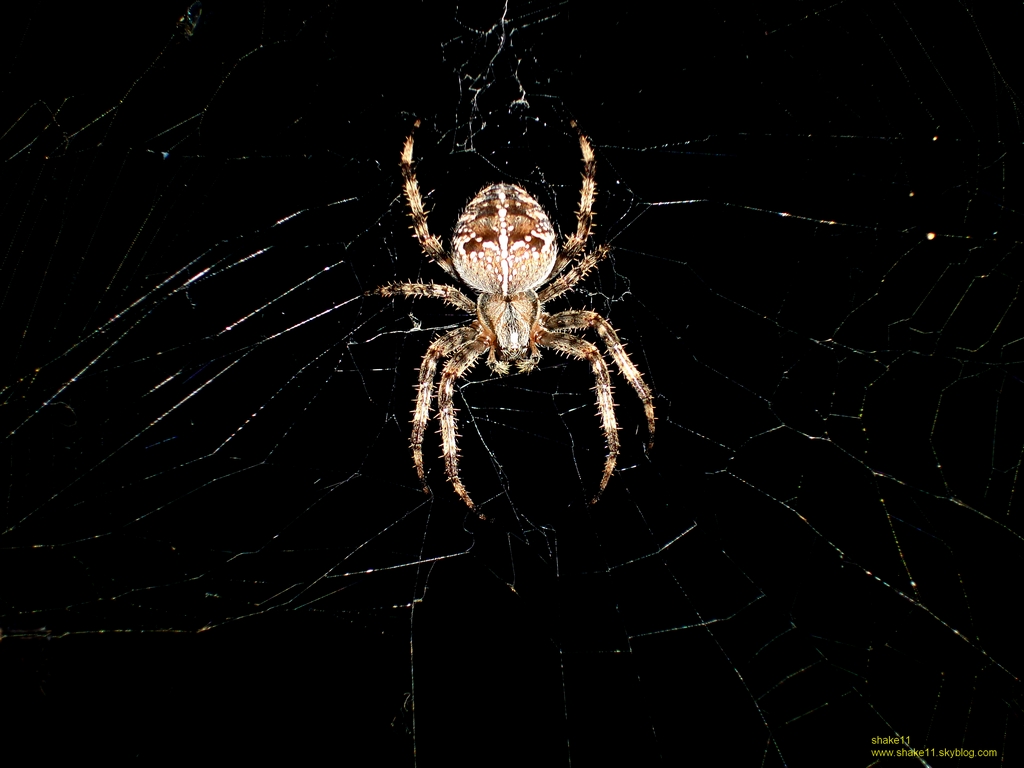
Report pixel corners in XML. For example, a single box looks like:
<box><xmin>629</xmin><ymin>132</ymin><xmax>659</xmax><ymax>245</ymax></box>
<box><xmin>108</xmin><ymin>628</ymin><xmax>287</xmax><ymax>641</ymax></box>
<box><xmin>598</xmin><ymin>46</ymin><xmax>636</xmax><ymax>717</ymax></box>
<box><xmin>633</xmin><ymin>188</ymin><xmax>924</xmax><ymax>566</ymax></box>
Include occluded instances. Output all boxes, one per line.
<box><xmin>453</xmin><ymin>184</ymin><xmax>557</xmax><ymax>295</ymax></box>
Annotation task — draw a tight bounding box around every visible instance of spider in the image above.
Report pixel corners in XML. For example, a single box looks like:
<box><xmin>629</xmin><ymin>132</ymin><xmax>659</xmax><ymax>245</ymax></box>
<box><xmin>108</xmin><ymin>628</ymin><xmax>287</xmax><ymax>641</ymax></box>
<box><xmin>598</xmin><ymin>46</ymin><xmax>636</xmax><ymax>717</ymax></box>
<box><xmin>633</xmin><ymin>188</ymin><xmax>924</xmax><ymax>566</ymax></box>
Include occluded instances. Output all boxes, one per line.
<box><xmin>368</xmin><ymin>122</ymin><xmax>654</xmax><ymax>511</ymax></box>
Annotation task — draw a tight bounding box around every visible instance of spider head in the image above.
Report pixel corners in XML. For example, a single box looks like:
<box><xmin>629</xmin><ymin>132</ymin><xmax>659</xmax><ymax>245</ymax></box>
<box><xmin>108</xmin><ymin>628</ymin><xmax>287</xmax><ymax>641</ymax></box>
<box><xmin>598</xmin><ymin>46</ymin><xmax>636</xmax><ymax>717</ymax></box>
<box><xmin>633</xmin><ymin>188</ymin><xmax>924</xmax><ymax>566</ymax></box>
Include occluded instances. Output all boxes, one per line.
<box><xmin>478</xmin><ymin>292</ymin><xmax>541</xmax><ymax>374</ymax></box>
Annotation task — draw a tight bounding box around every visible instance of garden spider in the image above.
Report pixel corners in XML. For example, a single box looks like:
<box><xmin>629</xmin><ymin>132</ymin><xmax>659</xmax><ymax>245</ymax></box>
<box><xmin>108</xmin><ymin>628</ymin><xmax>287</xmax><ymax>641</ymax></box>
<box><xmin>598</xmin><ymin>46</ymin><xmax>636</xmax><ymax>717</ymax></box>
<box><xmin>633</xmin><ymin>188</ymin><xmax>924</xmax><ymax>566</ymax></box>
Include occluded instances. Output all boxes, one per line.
<box><xmin>369</xmin><ymin>122</ymin><xmax>654</xmax><ymax>511</ymax></box>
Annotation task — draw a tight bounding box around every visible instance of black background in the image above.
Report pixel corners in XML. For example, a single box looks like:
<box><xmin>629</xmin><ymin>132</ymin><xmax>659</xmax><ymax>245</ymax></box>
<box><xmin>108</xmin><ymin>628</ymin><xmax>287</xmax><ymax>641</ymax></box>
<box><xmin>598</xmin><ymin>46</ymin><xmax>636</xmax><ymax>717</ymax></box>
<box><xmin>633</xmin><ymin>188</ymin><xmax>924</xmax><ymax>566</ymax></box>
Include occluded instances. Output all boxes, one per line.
<box><xmin>3</xmin><ymin>1</ymin><xmax>1023</xmax><ymax>764</ymax></box>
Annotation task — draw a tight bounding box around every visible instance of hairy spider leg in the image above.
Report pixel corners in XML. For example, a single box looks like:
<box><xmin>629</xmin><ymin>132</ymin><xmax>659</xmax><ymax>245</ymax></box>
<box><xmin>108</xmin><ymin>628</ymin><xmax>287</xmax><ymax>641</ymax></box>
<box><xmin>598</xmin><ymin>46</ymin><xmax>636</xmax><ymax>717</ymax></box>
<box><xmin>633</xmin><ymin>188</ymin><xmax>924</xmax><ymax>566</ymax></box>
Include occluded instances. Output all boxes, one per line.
<box><xmin>370</xmin><ymin>281</ymin><xmax>476</xmax><ymax>313</ymax></box>
<box><xmin>537</xmin><ymin>244</ymin><xmax>611</xmax><ymax>303</ymax></box>
<box><xmin>553</xmin><ymin>131</ymin><xmax>599</xmax><ymax>275</ymax></box>
<box><xmin>544</xmin><ymin>310</ymin><xmax>655</xmax><ymax>449</ymax></box>
<box><xmin>535</xmin><ymin>329</ymin><xmax>619</xmax><ymax>503</ymax></box>
<box><xmin>436</xmin><ymin>339</ymin><xmax>489</xmax><ymax>510</ymax></box>
<box><xmin>411</xmin><ymin>327</ymin><xmax>479</xmax><ymax>492</ymax></box>
<box><xmin>399</xmin><ymin>125</ymin><xmax>458</xmax><ymax>277</ymax></box>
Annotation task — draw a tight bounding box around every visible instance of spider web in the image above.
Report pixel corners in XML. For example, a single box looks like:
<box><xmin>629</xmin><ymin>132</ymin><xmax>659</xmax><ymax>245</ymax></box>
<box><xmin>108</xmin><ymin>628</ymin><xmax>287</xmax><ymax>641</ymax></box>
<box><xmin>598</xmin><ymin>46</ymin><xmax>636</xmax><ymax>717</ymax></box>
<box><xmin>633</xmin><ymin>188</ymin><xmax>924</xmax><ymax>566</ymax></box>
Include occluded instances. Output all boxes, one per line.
<box><xmin>3</xmin><ymin>1</ymin><xmax>1023</xmax><ymax>764</ymax></box>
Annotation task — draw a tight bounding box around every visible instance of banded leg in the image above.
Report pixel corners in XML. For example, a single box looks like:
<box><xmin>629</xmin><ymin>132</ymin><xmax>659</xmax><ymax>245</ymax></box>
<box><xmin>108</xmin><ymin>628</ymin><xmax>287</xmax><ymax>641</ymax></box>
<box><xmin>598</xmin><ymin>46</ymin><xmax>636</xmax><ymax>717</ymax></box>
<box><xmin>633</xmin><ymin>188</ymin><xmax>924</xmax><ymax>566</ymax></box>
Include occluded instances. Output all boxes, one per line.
<box><xmin>536</xmin><ymin>329</ymin><xmax>619</xmax><ymax>503</ymax></box>
<box><xmin>556</xmin><ymin>130</ymin><xmax>599</xmax><ymax>272</ymax></box>
<box><xmin>545</xmin><ymin>310</ymin><xmax>655</xmax><ymax>448</ymax></box>
<box><xmin>369</xmin><ymin>281</ymin><xmax>476</xmax><ymax>313</ymax></box>
<box><xmin>400</xmin><ymin>122</ymin><xmax>457</xmax><ymax>277</ymax></box>
<box><xmin>437</xmin><ymin>340</ymin><xmax>489</xmax><ymax>509</ymax></box>
<box><xmin>412</xmin><ymin>327</ymin><xmax>479</xmax><ymax>491</ymax></box>
<box><xmin>537</xmin><ymin>244</ymin><xmax>611</xmax><ymax>303</ymax></box>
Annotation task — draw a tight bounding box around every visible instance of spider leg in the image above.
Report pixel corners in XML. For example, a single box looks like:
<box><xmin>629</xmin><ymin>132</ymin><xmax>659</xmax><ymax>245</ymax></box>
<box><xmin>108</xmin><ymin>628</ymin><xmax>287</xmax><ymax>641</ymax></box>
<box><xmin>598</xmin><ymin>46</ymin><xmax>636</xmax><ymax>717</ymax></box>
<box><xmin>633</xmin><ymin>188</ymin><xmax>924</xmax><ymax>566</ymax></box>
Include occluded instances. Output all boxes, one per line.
<box><xmin>400</xmin><ymin>124</ymin><xmax>459</xmax><ymax>278</ymax></box>
<box><xmin>535</xmin><ymin>329</ymin><xmax>619</xmax><ymax>504</ymax></box>
<box><xmin>436</xmin><ymin>339</ymin><xmax>489</xmax><ymax>510</ymax></box>
<box><xmin>556</xmin><ymin>130</ymin><xmax>599</xmax><ymax>272</ymax></box>
<box><xmin>412</xmin><ymin>327</ymin><xmax>479</xmax><ymax>493</ymax></box>
<box><xmin>545</xmin><ymin>310</ymin><xmax>655</xmax><ymax>448</ymax></box>
<box><xmin>369</xmin><ymin>281</ymin><xmax>476</xmax><ymax>313</ymax></box>
<box><xmin>537</xmin><ymin>244</ymin><xmax>611</xmax><ymax>303</ymax></box>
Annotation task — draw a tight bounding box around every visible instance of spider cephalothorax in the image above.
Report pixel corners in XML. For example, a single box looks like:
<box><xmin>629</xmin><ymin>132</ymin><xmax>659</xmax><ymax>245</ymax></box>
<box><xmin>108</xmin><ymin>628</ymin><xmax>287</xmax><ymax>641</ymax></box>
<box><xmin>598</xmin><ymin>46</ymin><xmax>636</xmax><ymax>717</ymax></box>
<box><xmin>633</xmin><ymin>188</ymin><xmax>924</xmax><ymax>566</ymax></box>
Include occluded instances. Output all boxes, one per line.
<box><xmin>369</xmin><ymin>122</ymin><xmax>654</xmax><ymax>511</ymax></box>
